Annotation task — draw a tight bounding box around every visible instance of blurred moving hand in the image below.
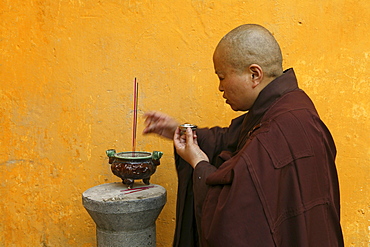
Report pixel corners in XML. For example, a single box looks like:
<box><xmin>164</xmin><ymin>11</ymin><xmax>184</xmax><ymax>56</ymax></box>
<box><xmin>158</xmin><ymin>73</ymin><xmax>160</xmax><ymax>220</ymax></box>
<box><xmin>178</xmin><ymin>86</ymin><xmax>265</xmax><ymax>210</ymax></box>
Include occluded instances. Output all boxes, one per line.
<box><xmin>143</xmin><ymin>111</ymin><xmax>179</xmax><ymax>140</ymax></box>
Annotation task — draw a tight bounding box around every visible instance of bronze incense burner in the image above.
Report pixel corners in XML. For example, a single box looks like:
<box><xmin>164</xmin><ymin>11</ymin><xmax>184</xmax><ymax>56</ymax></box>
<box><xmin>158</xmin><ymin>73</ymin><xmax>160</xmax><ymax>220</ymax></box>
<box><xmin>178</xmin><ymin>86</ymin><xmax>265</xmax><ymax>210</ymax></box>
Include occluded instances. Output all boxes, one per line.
<box><xmin>106</xmin><ymin>149</ymin><xmax>163</xmax><ymax>189</ymax></box>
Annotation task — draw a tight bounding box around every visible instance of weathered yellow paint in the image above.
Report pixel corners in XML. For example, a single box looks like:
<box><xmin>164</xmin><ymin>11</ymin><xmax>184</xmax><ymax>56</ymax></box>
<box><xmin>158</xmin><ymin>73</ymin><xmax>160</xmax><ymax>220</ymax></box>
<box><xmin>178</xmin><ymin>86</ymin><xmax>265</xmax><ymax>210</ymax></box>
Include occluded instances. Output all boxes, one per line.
<box><xmin>1</xmin><ymin>0</ymin><xmax>369</xmax><ymax>246</ymax></box>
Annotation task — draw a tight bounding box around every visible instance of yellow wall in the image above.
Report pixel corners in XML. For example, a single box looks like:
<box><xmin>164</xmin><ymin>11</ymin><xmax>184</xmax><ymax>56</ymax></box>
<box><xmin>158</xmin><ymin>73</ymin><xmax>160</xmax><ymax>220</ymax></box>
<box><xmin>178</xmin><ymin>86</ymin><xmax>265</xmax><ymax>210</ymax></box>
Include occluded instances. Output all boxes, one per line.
<box><xmin>1</xmin><ymin>0</ymin><xmax>369</xmax><ymax>246</ymax></box>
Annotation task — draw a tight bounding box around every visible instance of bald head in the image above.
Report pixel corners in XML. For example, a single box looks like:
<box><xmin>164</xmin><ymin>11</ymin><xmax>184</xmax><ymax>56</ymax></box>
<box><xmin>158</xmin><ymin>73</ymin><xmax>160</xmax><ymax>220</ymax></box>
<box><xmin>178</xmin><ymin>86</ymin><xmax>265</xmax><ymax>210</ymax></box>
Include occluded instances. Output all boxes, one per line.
<box><xmin>215</xmin><ymin>24</ymin><xmax>283</xmax><ymax>78</ymax></box>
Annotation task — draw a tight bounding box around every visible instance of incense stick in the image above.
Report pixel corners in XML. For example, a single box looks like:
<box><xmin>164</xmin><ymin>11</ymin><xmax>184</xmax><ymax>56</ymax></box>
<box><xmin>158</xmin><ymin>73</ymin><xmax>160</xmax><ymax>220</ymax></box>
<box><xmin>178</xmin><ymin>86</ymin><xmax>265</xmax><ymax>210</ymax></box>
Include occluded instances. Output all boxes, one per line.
<box><xmin>132</xmin><ymin>78</ymin><xmax>138</xmax><ymax>156</ymax></box>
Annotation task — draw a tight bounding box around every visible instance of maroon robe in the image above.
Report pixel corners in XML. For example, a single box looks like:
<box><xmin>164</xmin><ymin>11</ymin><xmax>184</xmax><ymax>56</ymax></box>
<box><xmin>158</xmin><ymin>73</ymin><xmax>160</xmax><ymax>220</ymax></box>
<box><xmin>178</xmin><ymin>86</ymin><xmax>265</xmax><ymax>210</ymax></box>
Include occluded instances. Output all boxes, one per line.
<box><xmin>173</xmin><ymin>69</ymin><xmax>344</xmax><ymax>247</ymax></box>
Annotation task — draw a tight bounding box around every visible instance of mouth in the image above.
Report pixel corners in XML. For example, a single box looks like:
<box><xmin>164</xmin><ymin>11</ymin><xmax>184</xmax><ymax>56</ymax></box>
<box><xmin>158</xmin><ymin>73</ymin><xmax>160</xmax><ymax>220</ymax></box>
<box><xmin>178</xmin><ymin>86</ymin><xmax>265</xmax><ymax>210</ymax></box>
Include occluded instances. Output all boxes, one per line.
<box><xmin>222</xmin><ymin>94</ymin><xmax>230</xmax><ymax>105</ymax></box>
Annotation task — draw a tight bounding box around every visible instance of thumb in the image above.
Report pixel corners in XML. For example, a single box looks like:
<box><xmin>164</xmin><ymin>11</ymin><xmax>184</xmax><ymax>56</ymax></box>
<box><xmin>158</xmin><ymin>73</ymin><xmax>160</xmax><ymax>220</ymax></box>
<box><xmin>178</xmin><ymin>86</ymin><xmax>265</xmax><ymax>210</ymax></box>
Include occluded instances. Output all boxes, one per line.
<box><xmin>185</xmin><ymin>127</ymin><xmax>194</xmax><ymax>144</ymax></box>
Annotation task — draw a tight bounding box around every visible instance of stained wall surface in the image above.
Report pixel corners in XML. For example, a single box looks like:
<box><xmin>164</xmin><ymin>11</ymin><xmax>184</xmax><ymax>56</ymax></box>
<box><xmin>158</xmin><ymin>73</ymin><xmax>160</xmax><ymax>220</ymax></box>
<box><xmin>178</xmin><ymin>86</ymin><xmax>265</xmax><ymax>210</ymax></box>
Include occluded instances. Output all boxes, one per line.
<box><xmin>1</xmin><ymin>0</ymin><xmax>369</xmax><ymax>246</ymax></box>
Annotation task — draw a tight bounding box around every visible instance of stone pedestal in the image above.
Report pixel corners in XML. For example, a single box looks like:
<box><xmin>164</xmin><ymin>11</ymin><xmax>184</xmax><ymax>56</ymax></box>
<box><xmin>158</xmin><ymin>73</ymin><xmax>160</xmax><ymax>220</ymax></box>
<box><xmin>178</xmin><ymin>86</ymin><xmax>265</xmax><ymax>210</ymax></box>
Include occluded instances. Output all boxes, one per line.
<box><xmin>82</xmin><ymin>182</ymin><xmax>166</xmax><ymax>247</ymax></box>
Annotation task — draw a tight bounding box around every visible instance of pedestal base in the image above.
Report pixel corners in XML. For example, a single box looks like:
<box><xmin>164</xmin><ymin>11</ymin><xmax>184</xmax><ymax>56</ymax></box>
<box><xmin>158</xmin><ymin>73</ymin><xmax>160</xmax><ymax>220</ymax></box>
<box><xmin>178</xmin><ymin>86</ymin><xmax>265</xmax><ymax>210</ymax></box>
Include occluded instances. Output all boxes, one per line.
<box><xmin>82</xmin><ymin>183</ymin><xmax>166</xmax><ymax>247</ymax></box>
<box><xmin>97</xmin><ymin>225</ymin><xmax>155</xmax><ymax>247</ymax></box>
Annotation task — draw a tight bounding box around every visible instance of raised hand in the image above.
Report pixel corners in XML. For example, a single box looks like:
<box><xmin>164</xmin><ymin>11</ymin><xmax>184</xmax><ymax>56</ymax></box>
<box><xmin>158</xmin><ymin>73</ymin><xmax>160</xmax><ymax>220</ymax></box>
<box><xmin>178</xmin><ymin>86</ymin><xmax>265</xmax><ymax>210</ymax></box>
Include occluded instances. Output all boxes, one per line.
<box><xmin>143</xmin><ymin>111</ymin><xmax>179</xmax><ymax>140</ymax></box>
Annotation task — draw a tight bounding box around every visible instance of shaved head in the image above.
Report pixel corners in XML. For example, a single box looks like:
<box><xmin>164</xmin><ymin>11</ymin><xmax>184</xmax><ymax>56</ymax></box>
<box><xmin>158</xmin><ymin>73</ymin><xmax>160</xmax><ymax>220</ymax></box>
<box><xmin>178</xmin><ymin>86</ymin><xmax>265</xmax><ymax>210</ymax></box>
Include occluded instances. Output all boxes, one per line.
<box><xmin>215</xmin><ymin>24</ymin><xmax>283</xmax><ymax>78</ymax></box>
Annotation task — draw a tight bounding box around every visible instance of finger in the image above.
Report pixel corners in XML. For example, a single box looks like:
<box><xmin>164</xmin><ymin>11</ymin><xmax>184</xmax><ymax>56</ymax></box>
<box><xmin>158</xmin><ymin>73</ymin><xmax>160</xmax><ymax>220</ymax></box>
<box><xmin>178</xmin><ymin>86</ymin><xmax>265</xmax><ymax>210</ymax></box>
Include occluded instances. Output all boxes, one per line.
<box><xmin>193</xmin><ymin>131</ymin><xmax>198</xmax><ymax>145</ymax></box>
<box><xmin>185</xmin><ymin>127</ymin><xmax>194</xmax><ymax>145</ymax></box>
<box><xmin>143</xmin><ymin>112</ymin><xmax>157</xmax><ymax>129</ymax></box>
<box><xmin>143</xmin><ymin>119</ymin><xmax>155</xmax><ymax>133</ymax></box>
<box><xmin>173</xmin><ymin>127</ymin><xmax>183</xmax><ymax>149</ymax></box>
<box><xmin>173</xmin><ymin>127</ymin><xmax>181</xmax><ymax>140</ymax></box>
<box><xmin>144</xmin><ymin>111</ymin><xmax>162</xmax><ymax>122</ymax></box>
<box><xmin>144</xmin><ymin>116</ymin><xmax>152</xmax><ymax>125</ymax></box>
<box><xmin>175</xmin><ymin>127</ymin><xmax>186</xmax><ymax>144</ymax></box>
<box><xmin>180</xmin><ymin>133</ymin><xmax>186</xmax><ymax>143</ymax></box>
<box><xmin>143</xmin><ymin>111</ymin><xmax>157</xmax><ymax>121</ymax></box>
<box><xmin>144</xmin><ymin>115</ymin><xmax>165</xmax><ymax>133</ymax></box>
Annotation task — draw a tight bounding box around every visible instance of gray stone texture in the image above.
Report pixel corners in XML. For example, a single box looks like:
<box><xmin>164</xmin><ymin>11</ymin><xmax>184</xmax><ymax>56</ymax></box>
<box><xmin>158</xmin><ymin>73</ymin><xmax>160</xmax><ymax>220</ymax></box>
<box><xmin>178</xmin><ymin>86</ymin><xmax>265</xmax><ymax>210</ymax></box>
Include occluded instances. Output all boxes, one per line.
<box><xmin>82</xmin><ymin>183</ymin><xmax>167</xmax><ymax>247</ymax></box>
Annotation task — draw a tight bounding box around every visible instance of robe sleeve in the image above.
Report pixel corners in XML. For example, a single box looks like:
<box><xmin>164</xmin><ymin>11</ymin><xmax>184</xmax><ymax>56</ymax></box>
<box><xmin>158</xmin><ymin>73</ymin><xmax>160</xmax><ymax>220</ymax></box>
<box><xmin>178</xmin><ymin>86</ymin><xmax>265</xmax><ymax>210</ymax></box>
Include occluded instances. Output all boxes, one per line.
<box><xmin>173</xmin><ymin>114</ymin><xmax>245</xmax><ymax>247</ymax></box>
<box><xmin>192</xmin><ymin>161</ymin><xmax>217</xmax><ymax>239</ymax></box>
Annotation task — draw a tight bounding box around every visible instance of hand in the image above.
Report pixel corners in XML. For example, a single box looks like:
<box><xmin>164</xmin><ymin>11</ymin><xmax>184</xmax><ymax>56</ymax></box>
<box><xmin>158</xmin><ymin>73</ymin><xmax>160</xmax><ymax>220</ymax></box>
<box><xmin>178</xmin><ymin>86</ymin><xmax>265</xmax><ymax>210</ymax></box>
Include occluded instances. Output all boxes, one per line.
<box><xmin>173</xmin><ymin>127</ymin><xmax>209</xmax><ymax>168</ymax></box>
<box><xmin>143</xmin><ymin>111</ymin><xmax>179</xmax><ymax>139</ymax></box>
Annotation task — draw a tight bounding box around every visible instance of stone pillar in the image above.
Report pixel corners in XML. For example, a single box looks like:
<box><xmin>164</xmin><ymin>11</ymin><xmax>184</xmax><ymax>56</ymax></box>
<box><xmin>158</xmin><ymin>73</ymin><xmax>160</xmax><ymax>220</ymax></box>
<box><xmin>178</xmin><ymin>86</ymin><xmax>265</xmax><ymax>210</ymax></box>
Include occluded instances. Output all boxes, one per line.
<box><xmin>82</xmin><ymin>182</ymin><xmax>166</xmax><ymax>247</ymax></box>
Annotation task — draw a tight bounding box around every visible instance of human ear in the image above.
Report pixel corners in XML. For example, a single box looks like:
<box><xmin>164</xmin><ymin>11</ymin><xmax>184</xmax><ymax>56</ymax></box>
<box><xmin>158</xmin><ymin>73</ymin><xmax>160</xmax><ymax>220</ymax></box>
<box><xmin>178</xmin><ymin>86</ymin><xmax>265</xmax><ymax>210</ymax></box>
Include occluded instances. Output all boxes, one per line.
<box><xmin>249</xmin><ymin>64</ymin><xmax>263</xmax><ymax>88</ymax></box>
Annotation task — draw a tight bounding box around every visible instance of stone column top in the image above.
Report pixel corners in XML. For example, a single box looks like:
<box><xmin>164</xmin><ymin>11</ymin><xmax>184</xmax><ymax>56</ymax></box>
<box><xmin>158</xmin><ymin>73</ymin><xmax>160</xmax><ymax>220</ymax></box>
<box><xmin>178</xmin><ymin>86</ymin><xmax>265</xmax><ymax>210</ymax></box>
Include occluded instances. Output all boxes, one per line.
<box><xmin>82</xmin><ymin>183</ymin><xmax>167</xmax><ymax>213</ymax></box>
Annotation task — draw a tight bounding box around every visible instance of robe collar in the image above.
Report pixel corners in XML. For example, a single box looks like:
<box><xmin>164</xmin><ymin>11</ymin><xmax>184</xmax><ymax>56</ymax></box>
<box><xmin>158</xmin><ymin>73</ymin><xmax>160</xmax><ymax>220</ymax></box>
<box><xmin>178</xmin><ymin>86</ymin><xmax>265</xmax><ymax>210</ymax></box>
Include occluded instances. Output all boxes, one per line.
<box><xmin>250</xmin><ymin>68</ymin><xmax>298</xmax><ymax>117</ymax></box>
<box><xmin>236</xmin><ymin>68</ymin><xmax>299</xmax><ymax>150</ymax></box>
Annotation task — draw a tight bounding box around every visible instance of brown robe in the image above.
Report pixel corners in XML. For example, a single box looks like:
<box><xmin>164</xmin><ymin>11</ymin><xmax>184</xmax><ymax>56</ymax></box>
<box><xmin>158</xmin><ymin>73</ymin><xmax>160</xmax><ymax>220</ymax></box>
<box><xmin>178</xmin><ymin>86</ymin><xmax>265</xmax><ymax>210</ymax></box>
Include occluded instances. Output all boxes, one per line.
<box><xmin>173</xmin><ymin>69</ymin><xmax>344</xmax><ymax>247</ymax></box>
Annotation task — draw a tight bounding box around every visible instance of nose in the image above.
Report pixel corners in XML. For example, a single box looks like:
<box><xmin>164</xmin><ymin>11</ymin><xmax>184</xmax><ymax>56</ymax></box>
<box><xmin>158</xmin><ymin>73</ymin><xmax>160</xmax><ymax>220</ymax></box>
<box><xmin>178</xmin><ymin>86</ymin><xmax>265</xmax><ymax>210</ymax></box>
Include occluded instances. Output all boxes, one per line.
<box><xmin>218</xmin><ymin>83</ymin><xmax>224</xmax><ymax>92</ymax></box>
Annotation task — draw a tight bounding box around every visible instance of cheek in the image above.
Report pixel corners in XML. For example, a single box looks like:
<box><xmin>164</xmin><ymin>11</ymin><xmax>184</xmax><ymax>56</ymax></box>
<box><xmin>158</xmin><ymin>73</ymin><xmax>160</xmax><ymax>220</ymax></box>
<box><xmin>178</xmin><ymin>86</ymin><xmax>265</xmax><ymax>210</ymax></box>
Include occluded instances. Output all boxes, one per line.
<box><xmin>226</xmin><ymin>83</ymin><xmax>242</xmax><ymax>98</ymax></box>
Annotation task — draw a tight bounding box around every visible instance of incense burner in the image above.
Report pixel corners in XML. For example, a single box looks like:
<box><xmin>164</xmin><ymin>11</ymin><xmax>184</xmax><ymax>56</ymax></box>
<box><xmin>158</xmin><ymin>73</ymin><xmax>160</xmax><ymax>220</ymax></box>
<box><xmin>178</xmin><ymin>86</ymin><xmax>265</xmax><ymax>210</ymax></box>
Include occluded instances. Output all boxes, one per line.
<box><xmin>106</xmin><ymin>150</ymin><xmax>163</xmax><ymax>189</ymax></box>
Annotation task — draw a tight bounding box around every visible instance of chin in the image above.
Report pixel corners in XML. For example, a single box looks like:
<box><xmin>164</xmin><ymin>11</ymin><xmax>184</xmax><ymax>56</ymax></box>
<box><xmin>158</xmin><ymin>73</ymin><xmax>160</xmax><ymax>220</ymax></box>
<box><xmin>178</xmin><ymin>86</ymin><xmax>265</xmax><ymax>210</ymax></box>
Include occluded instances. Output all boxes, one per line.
<box><xmin>227</xmin><ymin>102</ymin><xmax>241</xmax><ymax>111</ymax></box>
<box><xmin>230</xmin><ymin>105</ymin><xmax>247</xmax><ymax>112</ymax></box>
<box><xmin>229</xmin><ymin>105</ymin><xmax>239</xmax><ymax>111</ymax></box>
